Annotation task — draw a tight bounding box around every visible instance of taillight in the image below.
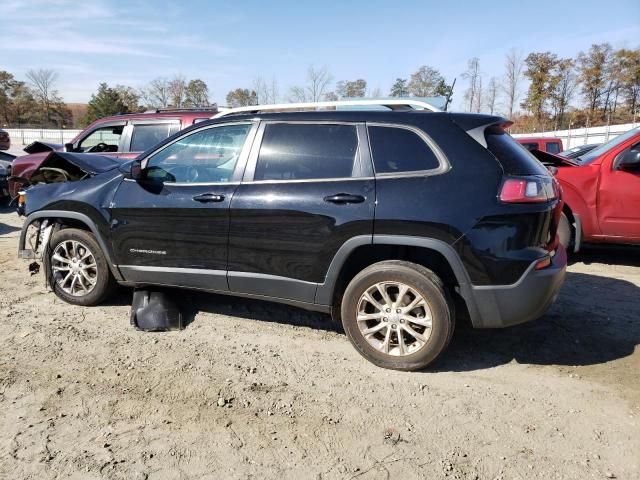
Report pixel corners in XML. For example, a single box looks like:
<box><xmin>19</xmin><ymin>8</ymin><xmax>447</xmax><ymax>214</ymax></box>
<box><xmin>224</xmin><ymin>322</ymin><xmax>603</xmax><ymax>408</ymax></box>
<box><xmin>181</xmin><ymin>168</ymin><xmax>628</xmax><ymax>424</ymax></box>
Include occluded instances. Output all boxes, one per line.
<box><xmin>499</xmin><ymin>177</ymin><xmax>558</xmax><ymax>204</ymax></box>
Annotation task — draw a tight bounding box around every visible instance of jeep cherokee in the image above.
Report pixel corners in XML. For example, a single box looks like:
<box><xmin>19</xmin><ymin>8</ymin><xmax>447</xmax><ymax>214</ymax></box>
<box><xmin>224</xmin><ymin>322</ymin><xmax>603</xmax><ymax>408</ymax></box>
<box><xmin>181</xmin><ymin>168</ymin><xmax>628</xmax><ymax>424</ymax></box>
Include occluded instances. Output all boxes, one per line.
<box><xmin>17</xmin><ymin>100</ymin><xmax>567</xmax><ymax>371</ymax></box>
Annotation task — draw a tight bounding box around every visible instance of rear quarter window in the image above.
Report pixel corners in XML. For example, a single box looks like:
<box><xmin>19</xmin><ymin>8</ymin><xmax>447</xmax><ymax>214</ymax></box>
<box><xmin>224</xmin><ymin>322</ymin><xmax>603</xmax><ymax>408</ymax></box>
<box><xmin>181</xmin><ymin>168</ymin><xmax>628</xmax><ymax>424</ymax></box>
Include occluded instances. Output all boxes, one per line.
<box><xmin>486</xmin><ymin>128</ymin><xmax>550</xmax><ymax>176</ymax></box>
<box><xmin>368</xmin><ymin>125</ymin><xmax>440</xmax><ymax>174</ymax></box>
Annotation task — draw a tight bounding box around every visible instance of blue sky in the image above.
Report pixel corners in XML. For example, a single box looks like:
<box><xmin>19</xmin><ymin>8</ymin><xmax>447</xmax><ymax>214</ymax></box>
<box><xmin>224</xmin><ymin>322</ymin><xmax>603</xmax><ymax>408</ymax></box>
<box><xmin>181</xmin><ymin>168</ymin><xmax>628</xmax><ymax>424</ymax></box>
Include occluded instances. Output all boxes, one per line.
<box><xmin>2</xmin><ymin>0</ymin><xmax>639</xmax><ymax>110</ymax></box>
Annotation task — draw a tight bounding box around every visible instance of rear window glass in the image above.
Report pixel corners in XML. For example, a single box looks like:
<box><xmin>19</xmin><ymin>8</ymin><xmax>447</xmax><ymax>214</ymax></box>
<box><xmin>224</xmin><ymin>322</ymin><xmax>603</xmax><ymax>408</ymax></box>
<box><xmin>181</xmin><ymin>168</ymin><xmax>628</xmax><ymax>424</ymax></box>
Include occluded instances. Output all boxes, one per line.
<box><xmin>520</xmin><ymin>142</ymin><xmax>538</xmax><ymax>151</ymax></box>
<box><xmin>131</xmin><ymin>124</ymin><xmax>173</xmax><ymax>152</ymax></box>
<box><xmin>546</xmin><ymin>142</ymin><xmax>561</xmax><ymax>154</ymax></box>
<box><xmin>254</xmin><ymin>123</ymin><xmax>358</xmax><ymax>181</ymax></box>
<box><xmin>368</xmin><ymin>126</ymin><xmax>439</xmax><ymax>174</ymax></box>
<box><xmin>486</xmin><ymin>128</ymin><xmax>549</xmax><ymax>175</ymax></box>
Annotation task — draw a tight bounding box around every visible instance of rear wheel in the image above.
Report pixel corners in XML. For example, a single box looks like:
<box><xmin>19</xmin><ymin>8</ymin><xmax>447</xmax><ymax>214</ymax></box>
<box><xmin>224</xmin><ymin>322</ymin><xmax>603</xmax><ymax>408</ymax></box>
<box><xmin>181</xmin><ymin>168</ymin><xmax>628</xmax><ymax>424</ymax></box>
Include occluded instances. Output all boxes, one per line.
<box><xmin>340</xmin><ymin>260</ymin><xmax>454</xmax><ymax>371</ymax></box>
<box><xmin>48</xmin><ymin>228</ymin><xmax>116</xmax><ymax>306</ymax></box>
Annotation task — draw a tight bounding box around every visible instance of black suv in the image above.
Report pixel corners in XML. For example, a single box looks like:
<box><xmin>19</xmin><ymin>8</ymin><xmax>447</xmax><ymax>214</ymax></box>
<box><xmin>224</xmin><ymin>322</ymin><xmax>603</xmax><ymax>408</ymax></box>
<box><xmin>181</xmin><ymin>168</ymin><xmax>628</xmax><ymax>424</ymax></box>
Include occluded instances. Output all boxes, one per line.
<box><xmin>18</xmin><ymin>106</ymin><xmax>566</xmax><ymax>370</ymax></box>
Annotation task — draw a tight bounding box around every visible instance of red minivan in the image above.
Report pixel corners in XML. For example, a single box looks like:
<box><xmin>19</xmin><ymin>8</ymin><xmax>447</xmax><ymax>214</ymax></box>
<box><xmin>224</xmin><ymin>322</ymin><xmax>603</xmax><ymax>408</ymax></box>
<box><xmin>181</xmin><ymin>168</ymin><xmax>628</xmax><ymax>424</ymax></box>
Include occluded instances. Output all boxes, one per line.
<box><xmin>9</xmin><ymin>109</ymin><xmax>216</xmax><ymax>197</ymax></box>
<box><xmin>516</xmin><ymin>136</ymin><xmax>563</xmax><ymax>154</ymax></box>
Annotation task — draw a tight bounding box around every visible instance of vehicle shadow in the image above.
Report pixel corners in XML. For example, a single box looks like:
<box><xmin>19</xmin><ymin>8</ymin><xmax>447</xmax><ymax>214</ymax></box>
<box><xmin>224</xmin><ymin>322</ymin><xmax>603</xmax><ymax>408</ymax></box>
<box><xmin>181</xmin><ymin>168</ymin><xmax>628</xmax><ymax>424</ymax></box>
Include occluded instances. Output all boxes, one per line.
<box><xmin>570</xmin><ymin>244</ymin><xmax>640</xmax><ymax>268</ymax></box>
<box><xmin>0</xmin><ymin>222</ymin><xmax>20</xmax><ymax>235</ymax></box>
<box><xmin>175</xmin><ymin>270</ymin><xmax>638</xmax><ymax>371</ymax></box>
<box><xmin>433</xmin><ymin>271</ymin><xmax>639</xmax><ymax>372</ymax></box>
<box><xmin>178</xmin><ymin>290</ymin><xmax>341</xmax><ymax>333</ymax></box>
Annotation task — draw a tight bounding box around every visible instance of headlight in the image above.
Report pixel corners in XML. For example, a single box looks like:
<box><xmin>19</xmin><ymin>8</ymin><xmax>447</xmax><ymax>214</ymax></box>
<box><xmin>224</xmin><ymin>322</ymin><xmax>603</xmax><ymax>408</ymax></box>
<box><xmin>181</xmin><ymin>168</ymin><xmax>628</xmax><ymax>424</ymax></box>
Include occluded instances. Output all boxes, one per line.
<box><xmin>18</xmin><ymin>190</ymin><xmax>26</xmax><ymax>207</ymax></box>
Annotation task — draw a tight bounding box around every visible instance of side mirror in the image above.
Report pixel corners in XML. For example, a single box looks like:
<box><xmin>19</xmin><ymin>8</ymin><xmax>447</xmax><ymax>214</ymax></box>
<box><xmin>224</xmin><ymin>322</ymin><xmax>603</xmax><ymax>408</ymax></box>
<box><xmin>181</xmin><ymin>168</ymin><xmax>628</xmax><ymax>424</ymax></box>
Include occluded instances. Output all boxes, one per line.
<box><xmin>617</xmin><ymin>149</ymin><xmax>640</xmax><ymax>171</ymax></box>
<box><xmin>120</xmin><ymin>160</ymin><xmax>143</xmax><ymax>180</ymax></box>
<box><xmin>64</xmin><ymin>142</ymin><xmax>75</xmax><ymax>152</ymax></box>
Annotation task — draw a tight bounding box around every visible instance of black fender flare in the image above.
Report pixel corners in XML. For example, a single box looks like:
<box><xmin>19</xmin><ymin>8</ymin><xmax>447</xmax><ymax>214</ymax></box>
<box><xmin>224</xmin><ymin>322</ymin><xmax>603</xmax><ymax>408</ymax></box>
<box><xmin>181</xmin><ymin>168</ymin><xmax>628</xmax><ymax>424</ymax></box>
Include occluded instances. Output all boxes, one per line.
<box><xmin>18</xmin><ymin>210</ymin><xmax>123</xmax><ymax>281</ymax></box>
<box><xmin>315</xmin><ymin>234</ymin><xmax>482</xmax><ymax>325</ymax></box>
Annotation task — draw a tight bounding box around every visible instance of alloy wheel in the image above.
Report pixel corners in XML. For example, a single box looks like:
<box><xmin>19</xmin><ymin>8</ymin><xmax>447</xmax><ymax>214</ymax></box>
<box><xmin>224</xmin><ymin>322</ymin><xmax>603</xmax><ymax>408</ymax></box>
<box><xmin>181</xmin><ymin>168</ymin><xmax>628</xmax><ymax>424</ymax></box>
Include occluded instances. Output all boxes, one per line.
<box><xmin>356</xmin><ymin>281</ymin><xmax>433</xmax><ymax>356</ymax></box>
<box><xmin>51</xmin><ymin>240</ymin><xmax>98</xmax><ymax>297</ymax></box>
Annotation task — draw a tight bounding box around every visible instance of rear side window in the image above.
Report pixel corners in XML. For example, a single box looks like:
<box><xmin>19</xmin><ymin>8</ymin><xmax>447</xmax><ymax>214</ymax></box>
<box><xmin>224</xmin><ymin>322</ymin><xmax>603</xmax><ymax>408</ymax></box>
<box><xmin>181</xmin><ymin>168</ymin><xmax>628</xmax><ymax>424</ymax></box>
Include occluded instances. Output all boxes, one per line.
<box><xmin>368</xmin><ymin>125</ymin><xmax>439</xmax><ymax>174</ymax></box>
<box><xmin>485</xmin><ymin>128</ymin><xmax>549</xmax><ymax>176</ymax></box>
<box><xmin>254</xmin><ymin>123</ymin><xmax>358</xmax><ymax>181</ymax></box>
<box><xmin>130</xmin><ymin>124</ymin><xmax>174</xmax><ymax>152</ymax></box>
<box><xmin>546</xmin><ymin>142</ymin><xmax>561</xmax><ymax>154</ymax></box>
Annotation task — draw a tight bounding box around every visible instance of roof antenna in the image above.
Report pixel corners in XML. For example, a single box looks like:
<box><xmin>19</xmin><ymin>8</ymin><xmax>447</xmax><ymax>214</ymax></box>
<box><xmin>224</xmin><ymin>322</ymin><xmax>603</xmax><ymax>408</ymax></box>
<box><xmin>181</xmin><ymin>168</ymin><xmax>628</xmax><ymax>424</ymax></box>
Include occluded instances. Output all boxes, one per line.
<box><xmin>444</xmin><ymin>78</ymin><xmax>456</xmax><ymax>112</ymax></box>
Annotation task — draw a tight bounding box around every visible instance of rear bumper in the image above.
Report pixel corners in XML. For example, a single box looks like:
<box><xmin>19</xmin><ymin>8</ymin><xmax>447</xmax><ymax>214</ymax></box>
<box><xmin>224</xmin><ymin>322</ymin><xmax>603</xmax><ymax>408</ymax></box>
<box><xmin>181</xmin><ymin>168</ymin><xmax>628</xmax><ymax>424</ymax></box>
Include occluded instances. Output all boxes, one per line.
<box><xmin>467</xmin><ymin>245</ymin><xmax>567</xmax><ymax>328</ymax></box>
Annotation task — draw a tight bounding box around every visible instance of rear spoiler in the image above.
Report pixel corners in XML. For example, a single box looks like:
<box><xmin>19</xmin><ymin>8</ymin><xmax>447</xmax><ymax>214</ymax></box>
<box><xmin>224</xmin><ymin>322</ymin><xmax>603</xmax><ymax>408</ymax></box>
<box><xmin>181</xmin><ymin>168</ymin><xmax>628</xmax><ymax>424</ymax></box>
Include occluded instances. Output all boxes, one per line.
<box><xmin>448</xmin><ymin>113</ymin><xmax>511</xmax><ymax>148</ymax></box>
<box><xmin>23</xmin><ymin>141</ymin><xmax>63</xmax><ymax>154</ymax></box>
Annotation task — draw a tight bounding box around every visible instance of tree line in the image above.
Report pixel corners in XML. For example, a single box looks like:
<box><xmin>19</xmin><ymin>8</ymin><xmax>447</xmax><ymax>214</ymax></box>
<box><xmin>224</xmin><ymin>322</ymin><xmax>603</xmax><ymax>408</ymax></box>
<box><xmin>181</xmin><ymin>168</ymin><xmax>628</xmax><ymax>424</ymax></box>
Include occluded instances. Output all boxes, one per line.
<box><xmin>1</xmin><ymin>42</ymin><xmax>638</xmax><ymax>132</ymax></box>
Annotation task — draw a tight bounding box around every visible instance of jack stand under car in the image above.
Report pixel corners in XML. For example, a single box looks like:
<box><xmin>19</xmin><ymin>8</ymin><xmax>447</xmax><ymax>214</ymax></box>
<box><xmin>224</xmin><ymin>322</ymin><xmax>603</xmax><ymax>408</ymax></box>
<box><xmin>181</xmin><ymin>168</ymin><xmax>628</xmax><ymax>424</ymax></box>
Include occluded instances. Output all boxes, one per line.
<box><xmin>130</xmin><ymin>289</ymin><xmax>184</xmax><ymax>332</ymax></box>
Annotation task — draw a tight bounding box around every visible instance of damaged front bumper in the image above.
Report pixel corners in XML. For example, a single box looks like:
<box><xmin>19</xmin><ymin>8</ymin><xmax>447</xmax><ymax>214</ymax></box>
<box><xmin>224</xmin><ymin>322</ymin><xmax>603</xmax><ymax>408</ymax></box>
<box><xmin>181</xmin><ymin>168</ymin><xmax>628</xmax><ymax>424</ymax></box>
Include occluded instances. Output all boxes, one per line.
<box><xmin>19</xmin><ymin>219</ymin><xmax>53</xmax><ymax>262</ymax></box>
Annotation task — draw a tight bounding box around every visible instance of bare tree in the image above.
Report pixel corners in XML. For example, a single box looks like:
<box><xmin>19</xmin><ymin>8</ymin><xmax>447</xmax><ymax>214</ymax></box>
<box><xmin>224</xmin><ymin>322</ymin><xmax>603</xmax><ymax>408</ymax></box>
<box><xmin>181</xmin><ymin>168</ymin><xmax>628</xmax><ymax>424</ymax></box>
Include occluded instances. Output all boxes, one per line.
<box><xmin>486</xmin><ymin>77</ymin><xmax>499</xmax><ymax>114</ymax></box>
<box><xmin>504</xmin><ymin>48</ymin><xmax>524</xmax><ymax>118</ymax></box>
<box><xmin>306</xmin><ymin>65</ymin><xmax>332</xmax><ymax>102</ymax></box>
<box><xmin>462</xmin><ymin>58</ymin><xmax>481</xmax><ymax>112</ymax></box>
<box><xmin>253</xmin><ymin>76</ymin><xmax>279</xmax><ymax>104</ymax></box>
<box><xmin>168</xmin><ymin>75</ymin><xmax>187</xmax><ymax>107</ymax></box>
<box><xmin>369</xmin><ymin>86</ymin><xmax>382</xmax><ymax>98</ymax></box>
<box><xmin>288</xmin><ymin>65</ymin><xmax>332</xmax><ymax>102</ymax></box>
<box><xmin>26</xmin><ymin>68</ymin><xmax>60</xmax><ymax>124</ymax></box>
<box><xmin>141</xmin><ymin>77</ymin><xmax>170</xmax><ymax>108</ymax></box>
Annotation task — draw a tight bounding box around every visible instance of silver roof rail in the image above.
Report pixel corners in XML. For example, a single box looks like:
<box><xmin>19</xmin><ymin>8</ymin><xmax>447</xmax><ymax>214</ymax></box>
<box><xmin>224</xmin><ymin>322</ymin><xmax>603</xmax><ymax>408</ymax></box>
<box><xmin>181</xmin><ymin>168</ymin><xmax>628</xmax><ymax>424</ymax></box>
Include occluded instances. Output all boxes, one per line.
<box><xmin>210</xmin><ymin>98</ymin><xmax>441</xmax><ymax>119</ymax></box>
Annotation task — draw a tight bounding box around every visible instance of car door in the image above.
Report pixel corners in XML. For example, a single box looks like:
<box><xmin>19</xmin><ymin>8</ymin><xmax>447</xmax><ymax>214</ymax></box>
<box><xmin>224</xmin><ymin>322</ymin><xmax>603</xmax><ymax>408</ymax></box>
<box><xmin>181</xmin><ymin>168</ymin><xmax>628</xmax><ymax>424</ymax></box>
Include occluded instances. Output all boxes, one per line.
<box><xmin>109</xmin><ymin>121</ymin><xmax>258</xmax><ymax>290</ymax></box>
<box><xmin>598</xmin><ymin>139</ymin><xmax>640</xmax><ymax>240</ymax></box>
<box><xmin>227</xmin><ymin>121</ymin><xmax>375</xmax><ymax>304</ymax></box>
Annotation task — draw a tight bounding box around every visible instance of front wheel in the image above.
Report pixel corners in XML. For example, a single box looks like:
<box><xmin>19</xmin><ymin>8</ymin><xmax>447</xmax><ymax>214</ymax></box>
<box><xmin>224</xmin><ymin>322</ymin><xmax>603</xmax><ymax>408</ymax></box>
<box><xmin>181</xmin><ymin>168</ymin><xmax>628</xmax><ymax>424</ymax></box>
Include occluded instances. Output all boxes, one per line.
<box><xmin>340</xmin><ymin>260</ymin><xmax>454</xmax><ymax>371</ymax></box>
<box><xmin>47</xmin><ymin>228</ymin><xmax>116</xmax><ymax>306</ymax></box>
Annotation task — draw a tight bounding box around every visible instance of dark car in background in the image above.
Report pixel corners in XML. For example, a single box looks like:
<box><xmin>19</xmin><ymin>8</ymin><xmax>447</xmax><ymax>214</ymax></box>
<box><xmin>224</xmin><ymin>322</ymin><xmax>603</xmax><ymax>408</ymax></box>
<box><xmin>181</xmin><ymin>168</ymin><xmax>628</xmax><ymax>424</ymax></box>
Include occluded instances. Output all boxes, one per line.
<box><xmin>0</xmin><ymin>128</ymin><xmax>10</xmax><ymax>151</ymax></box>
<box><xmin>558</xmin><ymin>143</ymin><xmax>600</xmax><ymax>160</ymax></box>
<box><xmin>8</xmin><ymin>108</ymin><xmax>218</xmax><ymax>198</ymax></box>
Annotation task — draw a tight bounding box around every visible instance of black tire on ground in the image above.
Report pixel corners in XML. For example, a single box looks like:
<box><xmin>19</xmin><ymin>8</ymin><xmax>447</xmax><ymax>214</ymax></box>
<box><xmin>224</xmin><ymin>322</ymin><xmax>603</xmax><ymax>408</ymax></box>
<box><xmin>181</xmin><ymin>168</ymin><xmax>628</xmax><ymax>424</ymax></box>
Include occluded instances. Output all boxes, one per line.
<box><xmin>558</xmin><ymin>212</ymin><xmax>573</xmax><ymax>250</ymax></box>
<box><xmin>47</xmin><ymin>228</ymin><xmax>116</xmax><ymax>306</ymax></box>
<box><xmin>340</xmin><ymin>260</ymin><xmax>454</xmax><ymax>371</ymax></box>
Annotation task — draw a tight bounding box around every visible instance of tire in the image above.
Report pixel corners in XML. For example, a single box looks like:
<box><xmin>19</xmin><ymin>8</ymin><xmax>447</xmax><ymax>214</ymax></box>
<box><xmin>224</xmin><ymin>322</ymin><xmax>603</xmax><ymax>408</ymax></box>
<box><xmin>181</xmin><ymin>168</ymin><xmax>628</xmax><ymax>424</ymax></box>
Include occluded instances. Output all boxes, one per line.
<box><xmin>47</xmin><ymin>228</ymin><xmax>116</xmax><ymax>306</ymax></box>
<box><xmin>340</xmin><ymin>260</ymin><xmax>454</xmax><ymax>371</ymax></box>
<box><xmin>558</xmin><ymin>212</ymin><xmax>573</xmax><ymax>250</ymax></box>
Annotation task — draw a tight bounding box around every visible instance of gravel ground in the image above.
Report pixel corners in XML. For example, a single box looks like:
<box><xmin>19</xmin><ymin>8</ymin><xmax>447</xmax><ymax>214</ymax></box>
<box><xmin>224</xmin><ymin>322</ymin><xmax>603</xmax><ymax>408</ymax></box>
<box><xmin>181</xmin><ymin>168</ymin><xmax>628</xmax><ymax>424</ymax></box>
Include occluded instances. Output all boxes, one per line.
<box><xmin>0</xmin><ymin>208</ymin><xmax>638</xmax><ymax>480</ymax></box>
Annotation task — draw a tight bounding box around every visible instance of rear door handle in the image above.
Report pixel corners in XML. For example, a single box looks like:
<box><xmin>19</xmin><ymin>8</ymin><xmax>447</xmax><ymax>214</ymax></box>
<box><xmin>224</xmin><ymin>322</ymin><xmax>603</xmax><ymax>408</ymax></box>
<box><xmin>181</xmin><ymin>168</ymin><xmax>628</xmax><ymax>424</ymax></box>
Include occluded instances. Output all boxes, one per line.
<box><xmin>323</xmin><ymin>193</ymin><xmax>365</xmax><ymax>204</ymax></box>
<box><xmin>193</xmin><ymin>193</ymin><xmax>225</xmax><ymax>203</ymax></box>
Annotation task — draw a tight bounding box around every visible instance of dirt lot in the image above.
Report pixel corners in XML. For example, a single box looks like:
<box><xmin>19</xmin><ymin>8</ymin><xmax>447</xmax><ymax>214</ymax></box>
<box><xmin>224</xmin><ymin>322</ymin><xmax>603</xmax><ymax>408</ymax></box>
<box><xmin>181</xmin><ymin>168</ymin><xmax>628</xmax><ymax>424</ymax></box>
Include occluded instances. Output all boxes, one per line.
<box><xmin>0</xmin><ymin>208</ymin><xmax>638</xmax><ymax>480</ymax></box>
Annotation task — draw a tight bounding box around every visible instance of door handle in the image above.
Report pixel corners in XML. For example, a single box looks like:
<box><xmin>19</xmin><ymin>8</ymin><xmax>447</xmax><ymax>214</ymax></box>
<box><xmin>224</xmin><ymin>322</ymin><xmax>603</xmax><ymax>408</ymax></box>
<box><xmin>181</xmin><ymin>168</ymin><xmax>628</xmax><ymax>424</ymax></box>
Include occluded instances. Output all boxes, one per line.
<box><xmin>193</xmin><ymin>193</ymin><xmax>225</xmax><ymax>203</ymax></box>
<box><xmin>323</xmin><ymin>193</ymin><xmax>365</xmax><ymax>204</ymax></box>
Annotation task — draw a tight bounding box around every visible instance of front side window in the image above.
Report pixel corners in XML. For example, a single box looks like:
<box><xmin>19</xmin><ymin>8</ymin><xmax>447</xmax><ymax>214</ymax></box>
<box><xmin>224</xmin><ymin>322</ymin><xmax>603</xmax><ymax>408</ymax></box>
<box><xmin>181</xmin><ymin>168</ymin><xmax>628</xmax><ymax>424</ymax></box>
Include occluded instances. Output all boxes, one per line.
<box><xmin>78</xmin><ymin>125</ymin><xmax>124</xmax><ymax>153</ymax></box>
<box><xmin>145</xmin><ymin>124</ymin><xmax>251</xmax><ymax>183</ymax></box>
<box><xmin>254</xmin><ymin>123</ymin><xmax>358</xmax><ymax>181</ymax></box>
<box><xmin>130</xmin><ymin>123</ymin><xmax>177</xmax><ymax>152</ymax></box>
<box><xmin>368</xmin><ymin>125</ymin><xmax>439</xmax><ymax>174</ymax></box>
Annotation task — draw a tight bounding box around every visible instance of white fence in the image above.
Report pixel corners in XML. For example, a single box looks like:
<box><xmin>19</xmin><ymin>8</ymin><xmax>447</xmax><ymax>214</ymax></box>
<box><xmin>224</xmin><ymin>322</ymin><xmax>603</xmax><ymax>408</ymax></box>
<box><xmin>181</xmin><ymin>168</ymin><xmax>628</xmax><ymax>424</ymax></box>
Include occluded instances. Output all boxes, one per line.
<box><xmin>512</xmin><ymin>122</ymin><xmax>637</xmax><ymax>149</ymax></box>
<box><xmin>5</xmin><ymin>128</ymin><xmax>82</xmax><ymax>147</ymax></box>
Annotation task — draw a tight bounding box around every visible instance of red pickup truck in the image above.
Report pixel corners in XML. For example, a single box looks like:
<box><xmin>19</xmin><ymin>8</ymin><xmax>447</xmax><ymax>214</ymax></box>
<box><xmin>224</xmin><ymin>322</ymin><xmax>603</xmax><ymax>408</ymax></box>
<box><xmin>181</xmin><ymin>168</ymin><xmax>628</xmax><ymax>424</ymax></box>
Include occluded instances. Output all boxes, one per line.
<box><xmin>553</xmin><ymin>126</ymin><xmax>640</xmax><ymax>250</ymax></box>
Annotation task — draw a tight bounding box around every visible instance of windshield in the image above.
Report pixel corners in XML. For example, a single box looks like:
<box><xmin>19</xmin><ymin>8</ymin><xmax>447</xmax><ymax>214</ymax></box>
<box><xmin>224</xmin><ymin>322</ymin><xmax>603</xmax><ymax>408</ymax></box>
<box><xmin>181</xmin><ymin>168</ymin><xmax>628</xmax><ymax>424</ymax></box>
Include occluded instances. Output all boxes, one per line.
<box><xmin>577</xmin><ymin>127</ymin><xmax>640</xmax><ymax>164</ymax></box>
